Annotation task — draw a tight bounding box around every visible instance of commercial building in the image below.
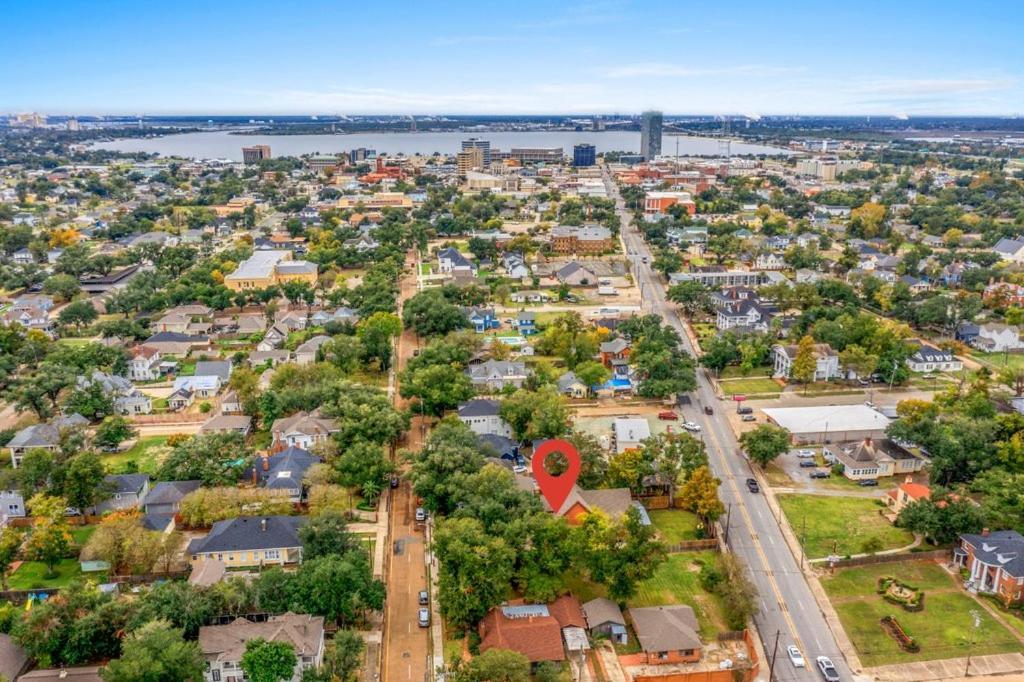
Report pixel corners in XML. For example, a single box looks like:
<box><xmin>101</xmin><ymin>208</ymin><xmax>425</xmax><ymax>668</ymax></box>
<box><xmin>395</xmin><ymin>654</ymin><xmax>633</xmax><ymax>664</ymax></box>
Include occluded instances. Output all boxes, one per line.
<box><xmin>640</xmin><ymin>110</ymin><xmax>663</xmax><ymax>160</ymax></box>
<box><xmin>306</xmin><ymin>154</ymin><xmax>341</xmax><ymax>173</ymax></box>
<box><xmin>761</xmin><ymin>404</ymin><xmax>892</xmax><ymax>444</ymax></box>
<box><xmin>224</xmin><ymin>249</ymin><xmax>317</xmax><ymax>291</ymax></box>
<box><xmin>573</xmin><ymin>143</ymin><xmax>596</xmax><ymax>167</ymax></box>
<box><xmin>644</xmin><ymin>190</ymin><xmax>695</xmax><ymax>215</ymax></box>
<box><xmin>954</xmin><ymin>530</ymin><xmax>1024</xmax><ymax>607</ymax></box>
<box><xmin>511</xmin><ymin>147</ymin><xmax>563</xmax><ymax>164</ymax></box>
<box><xmin>457</xmin><ymin>148</ymin><xmax>485</xmax><ymax>174</ymax></box>
<box><xmin>242</xmin><ymin>145</ymin><xmax>272</xmax><ymax>164</ymax></box>
<box><xmin>461</xmin><ymin>138</ymin><xmax>491</xmax><ymax>166</ymax></box>
<box><xmin>549</xmin><ymin>225</ymin><xmax>614</xmax><ymax>254</ymax></box>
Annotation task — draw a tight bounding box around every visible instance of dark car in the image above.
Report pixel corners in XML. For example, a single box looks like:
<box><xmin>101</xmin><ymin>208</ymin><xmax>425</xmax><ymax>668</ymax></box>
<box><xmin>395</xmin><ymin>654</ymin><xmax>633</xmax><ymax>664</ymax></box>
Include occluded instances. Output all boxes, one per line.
<box><xmin>809</xmin><ymin>470</ymin><xmax>831</xmax><ymax>479</ymax></box>
<box><xmin>390</xmin><ymin>476</ymin><xmax>400</xmax><ymax>489</ymax></box>
<box><xmin>858</xmin><ymin>479</ymin><xmax>879</xmax><ymax>487</ymax></box>
<box><xmin>745</xmin><ymin>478</ymin><xmax>760</xmax><ymax>493</ymax></box>
<box><xmin>704</xmin><ymin>405</ymin><xmax>714</xmax><ymax>415</ymax></box>
<box><xmin>799</xmin><ymin>460</ymin><xmax>818</xmax><ymax>468</ymax></box>
<box><xmin>737</xmin><ymin>406</ymin><xmax>754</xmax><ymax>415</ymax></box>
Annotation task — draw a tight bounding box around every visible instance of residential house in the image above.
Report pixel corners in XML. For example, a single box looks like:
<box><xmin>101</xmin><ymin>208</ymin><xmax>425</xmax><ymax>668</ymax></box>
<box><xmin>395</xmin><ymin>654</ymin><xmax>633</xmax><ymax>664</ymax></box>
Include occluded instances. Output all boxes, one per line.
<box><xmin>457</xmin><ymin>399</ymin><xmax>513</xmax><ymax>438</ymax></box>
<box><xmin>221</xmin><ymin>390</ymin><xmax>243</xmax><ymax>414</ymax></box>
<box><xmin>143</xmin><ymin>480</ymin><xmax>201</xmax><ymax>515</ymax></box>
<box><xmin>295</xmin><ymin>335</ymin><xmax>330</xmax><ymax>364</ymax></box>
<box><xmin>885</xmin><ymin>481</ymin><xmax>931</xmax><ymax>516</ymax></box>
<box><xmin>599</xmin><ymin>338</ymin><xmax>631</xmax><ymax>374</ymax></box>
<box><xmin>436</xmin><ymin>247</ymin><xmax>477</xmax><ymax>275</ymax></box>
<box><xmin>248</xmin><ymin>349</ymin><xmax>292</xmax><ymax>368</ymax></box>
<box><xmin>906</xmin><ymin>342</ymin><xmax>962</xmax><ymax>373</ymax></box>
<box><xmin>516</xmin><ymin>310</ymin><xmax>537</xmax><ymax>335</ymax></box>
<box><xmin>754</xmin><ymin>252</ymin><xmax>786</xmax><ymax>270</ymax></box>
<box><xmin>466</xmin><ymin>360</ymin><xmax>530</xmax><ymax>391</ymax></box>
<box><xmin>557</xmin><ymin>371</ymin><xmax>589</xmax><ymax>398</ymax></box>
<box><xmin>509</xmin><ymin>290</ymin><xmax>551</xmax><ymax>304</ymax></box>
<box><xmin>76</xmin><ymin>369</ymin><xmax>153</xmax><ymax>416</ymax></box>
<box><xmin>503</xmin><ymin>252</ymin><xmax>531</xmax><ymax>279</ymax></box>
<box><xmin>970</xmin><ymin>323</ymin><xmax>1024</xmax><ymax>353</ymax></box>
<box><xmin>628</xmin><ymin>605</ymin><xmax>702</xmax><ymax>665</ymax></box>
<box><xmin>613</xmin><ymin>417</ymin><xmax>651</xmax><ymax>453</ymax></box>
<box><xmin>0</xmin><ymin>633</ymin><xmax>30</xmax><ymax>682</ymax></box>
<box><xmin>171</xmin><ymin>375</ymin><xmax>222</xmax><ymax>404</ymax></box>
<box><xmin>983</xmin><ymin>281</ymin><xmax>1024</xmax><ymax>307</ymax></box>
<box><xmin>479</xmin><ymin>434</ymin><xmax>521</xmax><ymax>464</ymax></box>
<box><xmin>7</xmin><ymin>414</ymin><xmax>88</xmax><ymax>467</ymax></box>
<box><xmin>194</xmin><ymin>360</ymin><xmax>232</xmax><ymax>384</ymax></box>
<box><xmin>95</xmin><ymin>473</ymin><xmax>150</xmax><ymax>513</ymax></box>
<box><xmin>542</xmin><ymin>483</ymin><xmax>649</xmax><ymax>526</ymax></box>
<box><xmin>270</xmin><ymin>409</ymin><xmax>340</xmax><ymax>451</ymax></box>
<box><xmin>144</xmin><ymin>331</ymin><xmax>210</xmax><ymax>356</ymax></box>
<box><xmin>478</xmin><ymin>595</ymin><xmax>587</xmax><ymax>663</ymax></box>
<box><xmin>954</xmin><ymin>530</ymin><xmax>1024</xmax><ymax>606</ymax></box>
<box><xmin>582</xmin><ymin>598</ymin><xmax>628</xmax><ymax>645</ymax></box>
<box><xmin>772</xmin><ymin>343</ymin><xmax>840</xmax><ymax>381</ymax></box>
<box><xmin>252</xmin><ymin>446</ymin><xmax>322</xmax><ymax>502</ymax></box>
<box><xmin>993</xmin><ymin>238</ymin><xmax>1024</xmax><ymax>264</ymax></box>
<box><xmin>716</xmin><ymin>298</ymin><xmax>776</xmax><ymax>333</ymax></box>
<box><xmin>128</xmin><ymin>345</ymin><xmax>162</xmax><ymax>381</ymax></box>
<box><xmin>200</xmin><ymin>415</ymin><xmax>253</xmax><ymax>437</ymax></box>
<box><xmin>555</xmin><ymin>261</ymin><xmax>598</xmax><ymax>286</ymax></box>
<box><xmin>2</xmin><ymin>303</ymin><xmax>55</xmax><ymax>334</ymax></box>
<box><xmin>824</xmin><ymin>438</ymin><xmax>926</xmax><ymax>481</ymax></box>
<box><xmin>199</xmin><ymin>613</ymin><xmax>325</xmax><ymax>682</ymax></box>
<box><xmin>900</xmin><ymin>274</ymin><xmax>931</xmax><ymax>294</ymax></box>
<box><xmin>258</xmin><ymin>322</ymin><xmax>290</xmax><ymax>351</ymax></box>
<box><xmin>466</xmin><ymin>307</ymin><xmax>500</xmax><ymax>333</ymax></box>
<box><xmin>188</xmin><ymin>515</ymin><xmax>305</xmax><ymax>567</ymax></box>
<box><xmin>167</xmin><ymin>386</ymin><xmax>196</xmax><ymax>411</ymax></box>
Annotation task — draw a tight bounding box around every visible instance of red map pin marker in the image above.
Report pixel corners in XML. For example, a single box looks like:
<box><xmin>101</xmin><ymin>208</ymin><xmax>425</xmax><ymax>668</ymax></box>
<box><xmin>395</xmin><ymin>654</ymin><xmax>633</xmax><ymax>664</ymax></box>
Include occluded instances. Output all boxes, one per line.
<box><xmin>532</xmin><ymin>439</ymin><xmax>581</xmax><ymax>513</ymax></box>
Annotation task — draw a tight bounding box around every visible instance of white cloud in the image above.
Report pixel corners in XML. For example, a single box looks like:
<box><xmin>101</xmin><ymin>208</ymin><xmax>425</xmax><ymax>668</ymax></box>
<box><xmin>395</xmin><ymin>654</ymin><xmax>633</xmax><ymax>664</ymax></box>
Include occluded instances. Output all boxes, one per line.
<box><xmin>604</xmin><ymin>62</ymin><xmax>803</xmax><ymax>78</ymax></box>
<box><xmin>853</xmin><ymin>77</ymin><xmax>1014</xmax><ymax>96</ymax></box>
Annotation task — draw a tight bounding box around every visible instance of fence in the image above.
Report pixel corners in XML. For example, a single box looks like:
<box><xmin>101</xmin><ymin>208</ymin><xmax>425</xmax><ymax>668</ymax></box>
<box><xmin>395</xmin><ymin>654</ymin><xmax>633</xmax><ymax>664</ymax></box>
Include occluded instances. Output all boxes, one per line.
<box><xmin>827</xmin><ymin>548</ymin><xmax>949</xmax><ymax>569</ymax></box>
<box><xmin>665</xmin><ymin>538</ymin><xmax>720</xmax><ymax>553</ymax></box>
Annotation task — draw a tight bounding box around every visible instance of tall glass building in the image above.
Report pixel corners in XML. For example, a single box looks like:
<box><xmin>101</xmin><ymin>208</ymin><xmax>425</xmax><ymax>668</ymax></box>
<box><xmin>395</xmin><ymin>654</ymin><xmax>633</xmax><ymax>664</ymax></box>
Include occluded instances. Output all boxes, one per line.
<box><xmin>573</xmin><ymin>143</ymin><xmax>596</xmax><ymax>167</ymax></box>
<box><xmin>640</xmin><ymin>111</ymin><xmax>663</xmax><ymax>161</ymax></box>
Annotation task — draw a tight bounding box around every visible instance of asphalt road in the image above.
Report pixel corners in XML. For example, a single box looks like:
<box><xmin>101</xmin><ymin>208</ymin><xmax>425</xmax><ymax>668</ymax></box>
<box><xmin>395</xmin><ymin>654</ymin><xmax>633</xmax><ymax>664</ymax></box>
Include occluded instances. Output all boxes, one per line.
<box><xmin>603</xmin><ymin>170</ymin><xmax>852</xmax><ymax>682</ymax></box>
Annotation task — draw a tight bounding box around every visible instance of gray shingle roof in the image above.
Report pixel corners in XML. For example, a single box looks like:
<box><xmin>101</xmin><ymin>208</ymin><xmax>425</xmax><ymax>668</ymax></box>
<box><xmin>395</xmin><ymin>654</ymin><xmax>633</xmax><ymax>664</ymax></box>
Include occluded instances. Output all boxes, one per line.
<box><xmin>189</xmin><ymin>515</ymin><xmax>304</xmax><ymax>555</ymax></box>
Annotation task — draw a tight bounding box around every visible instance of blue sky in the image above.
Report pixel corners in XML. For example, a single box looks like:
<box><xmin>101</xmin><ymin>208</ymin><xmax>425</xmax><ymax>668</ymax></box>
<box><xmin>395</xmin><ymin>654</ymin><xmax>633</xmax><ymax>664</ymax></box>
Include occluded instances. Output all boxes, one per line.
<box><xmin>3</xmin><ymin>0</ymin><xmax>1022</xmax><ymax>116</ymax></box>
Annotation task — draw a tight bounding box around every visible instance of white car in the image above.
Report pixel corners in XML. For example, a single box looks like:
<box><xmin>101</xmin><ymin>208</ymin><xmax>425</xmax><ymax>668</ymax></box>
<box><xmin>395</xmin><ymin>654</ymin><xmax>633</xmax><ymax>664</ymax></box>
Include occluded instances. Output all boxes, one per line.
<box><xmin>787</xmin><ymin>645</ymin><xmax>805</xmax><ymax>668</ymax></box>
<box><xmin>682</xmin><ymin>421</ymin><xmax>701</xmax><ymax>432</ymax></box>
<box><xmin>795</xmin><ymin>449</ymin><xmax>816</xmax><ymax>458</ymax></box>
<box><xmin>816</xmin><ymin>656</ymin><xmax>839</xmax><ymax>682</ymax></box>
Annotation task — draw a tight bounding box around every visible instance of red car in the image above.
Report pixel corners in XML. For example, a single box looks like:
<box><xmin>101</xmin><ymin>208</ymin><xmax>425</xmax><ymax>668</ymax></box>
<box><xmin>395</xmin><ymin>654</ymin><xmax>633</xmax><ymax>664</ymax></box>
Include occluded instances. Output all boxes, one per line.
<box><xmin>657</xmin><ymin>411</ymin><xmax>678</xmax><ymax>421</ymax></box>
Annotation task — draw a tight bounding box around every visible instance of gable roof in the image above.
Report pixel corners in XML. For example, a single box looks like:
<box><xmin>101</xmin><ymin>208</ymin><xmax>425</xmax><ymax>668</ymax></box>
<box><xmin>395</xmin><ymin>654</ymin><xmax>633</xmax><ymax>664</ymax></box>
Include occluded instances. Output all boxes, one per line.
<box><xmin>194</xmin><ymin>360</ymin><xmax>232</xmax><ymax>381</ymax></box>
<box><xmin>629</xmin><ymin>605</ymin><xmax>702</xmax><ymax>652</ymax></box>
<box><xmin>478</xmin><ymin>607</ymin><xmax>566</xmax><ymax>662</ymax></box>
<box><xmin>144</xmin><ymin>480</ymin><xmax>201</xmax><ymax>506</ymax></box>
<box><xmin>199</xmin><ymin>613</ymin><xmax>324</xmax><ymax>662</ymax></box>
<box><xmin>188</xmin><ymin>515</ymin><xmax>304</xmax><ymax>555</ymax></box>
<box><xmin>104</xmin><ymin>473</ymin><xmax>149</xmax><ymax>495</ymax></box>
<box><xmin>582</xmin><ymin>598</ymin><xmax>625</xmax><ymax>628</ymax></box>
<box><xmin>457</xmin><ymin>398</ymin><xmax>502</xmax><ymax>418</ymax></box>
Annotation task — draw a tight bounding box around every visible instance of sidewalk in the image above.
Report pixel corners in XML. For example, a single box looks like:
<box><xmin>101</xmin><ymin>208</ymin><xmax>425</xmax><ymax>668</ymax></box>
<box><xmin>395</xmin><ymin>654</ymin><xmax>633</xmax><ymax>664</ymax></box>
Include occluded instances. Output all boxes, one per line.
<box><xmin>808</xmin><ymin>534</ymin><xmax>923</xmax><ymax>564</ymax></box>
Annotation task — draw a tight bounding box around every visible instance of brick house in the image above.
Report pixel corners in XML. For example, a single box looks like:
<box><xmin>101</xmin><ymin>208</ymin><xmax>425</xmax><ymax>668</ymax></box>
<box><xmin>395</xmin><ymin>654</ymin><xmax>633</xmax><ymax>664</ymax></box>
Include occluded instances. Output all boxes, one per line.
<box><xmin>954</xmin><ymin>530</ymin><xmax>1024</xmax><ymax>607</ymax></box>
<box><xmin>628</xmin><ymin>605</ymin><xmax>702</xmax><ymax>665</ymax></box>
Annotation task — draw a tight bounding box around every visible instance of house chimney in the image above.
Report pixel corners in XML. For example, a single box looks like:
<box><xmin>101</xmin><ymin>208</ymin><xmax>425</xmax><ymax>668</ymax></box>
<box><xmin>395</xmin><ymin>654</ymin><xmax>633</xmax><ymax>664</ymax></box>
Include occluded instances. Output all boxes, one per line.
<box><xmin>982</xmin><ymin>528</ymin><xmax>990</xmax><ymax>537</ymax></box>
<box><xmin>262</xmin><ymin>455</ymin><xmax>270</xmax><ymax>472</ymax></box>
<box><xmin>904</xmin><ymin>475</ymin><xmax>912</xmax><ymax>484</ymax></box>
<box><xmin>261</xmin><ymin>518</ymin><xmax>267</xmax><ymax>532</ymax></box>
<box><xmin>864</xmin><ymin>437</ymin><xmax>872</xmax><ymax>447</ymax></box>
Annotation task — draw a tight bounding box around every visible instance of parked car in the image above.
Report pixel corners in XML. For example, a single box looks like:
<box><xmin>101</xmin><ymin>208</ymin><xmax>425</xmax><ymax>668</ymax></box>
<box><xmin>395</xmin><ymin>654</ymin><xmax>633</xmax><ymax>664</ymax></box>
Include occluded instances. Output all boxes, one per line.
<box><xmin>796</xmin><ymin>449</ymin><xmax>816</xmax><ymax>458</ymax></box>
<box><xmin>858</xmin><ymin>479</ymin><xmax>879</xmax><ymax>487</ymax></box>
<box><xmin>704</xmin><ymin>405</ymin><xmax>714</xmax><ymax>415</ymax></box>
<box><xmin>658</xmin><ymin>411</ymin><xmax>678</xmax><ymax>421</ymax></box>
<box><xmin>741</xmin><ymin>414</ymin><xmax>756</xmax><ymax>422</ymax></box>
<box><xmin>746</xmin><ymin>478</ymin><xmax>760</xmax><ymax>493</ymax></box>
<box><xmin>816</xmin><ymin>656</ymin><xmax>839</xmax><ymax>682</ymax></box>
<box><xmin>418</xmin><ymin>590</ymin><xmax>429</xmax><ymax>605</ymax></box>
<box><xmin>799</xmin><ymin>460</ymin><xmax>818</xmax><ymax>468</ymax></box>
<box><xmin>390</xmin><ymin>476</ymin><xmax>400</xmax><ymax>488</ymax></box>
<box><xmin>682</xmin><ymin>421</ymin><xmax>701</xmax><ymax>432</ymax></box>
<box><xmin>737</xmin><ymin>406</ymin><xmax>753</xmax><ymax>415</ymax></box>
<box><xmin>787</xmin><ymin>645</ymin><xmax>805</xmax><ymax>668</ymax></box>
<box><xmin>415</xmin><ymin>507</ymin><xmax>426</xmax><ymax>522</ymax></box>
<box><xmin>418</xmin><ymin>608</ymin><xmax>430</xmax><ymax>628</ymax></box>
<box><xmin>809</xmin><ymin>470</ymin><xmax>831</xmax><ymax>479</ymax></box>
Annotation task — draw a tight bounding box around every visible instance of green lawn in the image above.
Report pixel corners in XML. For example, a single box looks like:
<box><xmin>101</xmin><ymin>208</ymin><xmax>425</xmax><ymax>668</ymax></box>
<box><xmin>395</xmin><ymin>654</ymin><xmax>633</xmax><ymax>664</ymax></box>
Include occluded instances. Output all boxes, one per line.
<box><xmin>719</xmin><ymin>365</ymin><xmax>772</xmax><ymax>379</ymax></box>
<box><xmin>564</xmin><ymin>552</ymin><xmax>728</xmax><ymax>639</ymax></box>
<box><xmin>101</xmin><ymin>436</ymin><xmax>170</xmax><ymax>474</ymax></box>
<box><xmin>777</xmin><ymin>494</ymin><xmax>914</xmax><ymax>559</ymax></box>
<box><xmin>719</xmin><ymin>378</ymin><xmax>782</xmax><ymax>396</ymax></box>
<box><xmin>69</xmin><ymin>525</ymin><xmax>97</xmax><ymax>547</ymax></box>
<box><xmin>822</xmin><ymin>561</ymin><xmax>1022</xmax><ymax>666</ymax></box>
<box><xmin>648</xmin><ymin>509</ymin><xmax>702</xmax><ymax>543</ymax></box>
<box><xmin>9</xmin><ymin>559</ymin><xmax>83</xmax><ymax>589</ymax></box>
<box><xmin>972</xmin><ymin>350</ymin><xmax>1024</xmax><ymax>371</ymax></box>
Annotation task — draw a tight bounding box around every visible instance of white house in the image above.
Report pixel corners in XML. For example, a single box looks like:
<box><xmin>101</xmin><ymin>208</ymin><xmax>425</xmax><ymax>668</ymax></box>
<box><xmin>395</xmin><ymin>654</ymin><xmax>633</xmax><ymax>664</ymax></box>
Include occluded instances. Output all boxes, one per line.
<box><xmin>993</xmin><ymin>238</ymin><xmax>1024</xmax><ymax>264</ymax></box>
<box><xmin>128</xmin><ymin>345</ymin><xmax>162</xmax><ymax>381</ymax></box>
<box><xmin>613</xmin><ymin>418</ymin><xmax>651</xmax><ymax>454</ymax></box>
<box><xmin>772</xmin><ymin>343</ymin><xmax>841</xmax><ymax>381</ymax></box>
<box><xmin>457</xmin><ymin>399</ymin><xmax>513</xmax><ymax>438</ymax></box>
<box><xmin>974</xmin><ymin>323</ymin><xmax>1024</xmax><ymax>353</ymax></box>
<box><xmin>906</xmin><ymin>342</ymin><xmax>963</xmax><ymax>373</ymax></box>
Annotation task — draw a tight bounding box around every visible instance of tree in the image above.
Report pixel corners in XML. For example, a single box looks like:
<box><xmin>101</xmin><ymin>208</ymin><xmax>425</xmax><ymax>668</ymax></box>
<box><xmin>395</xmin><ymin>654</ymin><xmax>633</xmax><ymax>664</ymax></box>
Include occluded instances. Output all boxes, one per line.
<box><xmin>677</xmin><ymin>465</ymin><xmax>724</xmax><ymax>528</ymax></box>
<box><xmin>101</xmin><ymin>619</ymin><xmax>204</xmax><ymax>682</ymax></box>
<box><xmin>41</xmin><ymin>273</ymin><xmax>81</xmax><ymax>302</ymax></box>
<box><xmin>57</xmin><ymin>300</ymin><xmax>98</xmax><ymax>331</ymax></box>
<box><xmin>176</xmin><ymin>487</ymin><xmax>293</xmax><ymax>528</ymax></box>
<box><xmin>447</xmin><ymin>648</ymin><xmax>531</xmax><ymax>682</ymax></box>
<box><xmin>652</xmin><ymin>249</ymin><xmax>683</xmax><ymax>279</ymax></box>
<box><xmin>356</xmin><ymin>312</ymin><xmax>401</xmax><ymax>370</ymax></box>
<box><xmin>739</xmin><ymin>424</ymin><xmax>791</xmax><ymax>468</ymax></box>
<box><xmin>791</xmin><ymin>334</ymin><xmax>817</xmax><ymax>387</ymax></box>
<box><xmin>157</xmin><ymin>432</ymin><xmax>249</xmax><ymax>485</ymax></box>
<box><xmin>401</xmin><ymin>289</ymin><xmax>468</xmax><ymax>337</ymax></box>
<box><xmin>434</xmin><ymin>517</ymin><xmax>515</xmax><ymax>629</ymax></box>
<box><xmin>574</xmin><ymin>360</ymin><xmax>610</xmax><ymax>391</ymax></box>
<box><xmin>62</xmin><ymin>452</ymin><xmax>110</xmax><ymax>513</ymax></box>
<box><xmin>409</xmin><ymin>420</ymin><xmax>486</xmax><ymax>515</ymax></box>
<box><xmin>291</xmin><ymin>554</ymin><xmax>385</xmax><ymax>625</ymax></box>
<box><xmin>667</xmin><ymin>281</ymin><xmax>711</xmax><ymax>316</ymax></box>
<box><xmin>0</xmin><ymin>526</ymin><xmax>22</xmax><ymax>590</ymax></box>
<box><xmin>323</xmin><ymin>335</ymin><xmax>364</xmax><ymax>373</ymax></box>
<box><xmin>499</xmin><ymin>387</ymin><xmax>569</xmax><ymax>441</ymax></box>
<box><xmin>241</xmin><ymin>639</ymin><xmax>297</xmax><ymax>682</ymax></box>
<box><xmin>399</xmin><ymin>363</ymin><xmax>474</xmax><ymax>416</ymax></box>
<box><xmin>320</xmin><ymin>630</ymin><xmax>365</xmax><ymax>682</ymax></box>
<box><xmin>838</xmin><ymin>344</ymin><xmax>878</xmax><ymax>384</ymax></box>
<box><xmin>896</xmin><ymin>493</ymin><xmax>984</xmax><ymax>545</ymax></box>
<box><xmin>94</xmin><ymin>415</ymin><xmax>137</xmax><ymax>450</ymax></box>
<box><xmin>299</xmin><ymin>511</ymin><xmax>361</xmax><ymax>561</ymax></box>
<box><xmin>83</xmin><ymin>510</ymin><xmax>162</xmax><ymax>575</ymax></box>
<box><xmin>573</xmin><ymin>507</ymin><xmax>666</xmax><ymax>602</ymax></box>
<box><xmin>333</xmin><ymin>441</ymin><xmax>394</xmax><ymax>493</ymax></box>
<box><xmin>24</xmin><ymin>494</ymin><xmax>72</xmax><ymax>578</ymax></box>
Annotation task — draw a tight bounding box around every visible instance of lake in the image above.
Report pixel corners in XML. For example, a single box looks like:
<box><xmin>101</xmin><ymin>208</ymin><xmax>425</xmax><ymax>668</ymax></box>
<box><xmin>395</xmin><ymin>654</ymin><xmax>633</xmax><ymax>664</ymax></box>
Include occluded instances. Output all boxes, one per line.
<box><xmin>93</xmin><ymin>130</ymin><xmax>791</xmax><ymax>161</ymax></box>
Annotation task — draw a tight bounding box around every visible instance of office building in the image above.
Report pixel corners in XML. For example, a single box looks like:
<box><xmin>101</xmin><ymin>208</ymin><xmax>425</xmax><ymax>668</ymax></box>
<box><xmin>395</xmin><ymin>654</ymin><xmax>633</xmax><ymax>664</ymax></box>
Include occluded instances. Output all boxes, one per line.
<box><xmin>66</xmin><ymin>118</ymin><xmax>80</xmax><ymax>132</ymax></box>
<box><xmin>349</xmin><ymin>148</ymin><xmax>374</xmax><ymax>163</ymax></box>
<box><xmin>242</xmin><ymin>145</ymin><xmax>272</xmax><ymax>164</ymax></box>
<box><xmin>573</xmin><ymin>144</ymin><xmax>596</xmax><ymax>167</ymax></box>
<box><xmin>224</xmin><ymin>250</ymin><xmax>317</xmax><ymax>291</ymax></box>
<box><xmin>457</xmin><ymin>147</ymin><xmax>484</xmax><ymax>174</ymax></box>
<box><xmin>640</xmin><ymin>111</ymin><xmax>663</xmax><ymax>161</ymax></box>
<box><xmin>461</xmin><ymin>138</ymin><xmax>491</xmax><ymax>166</ymax></box>
<box><xmin>511</xmin><ymin>148</ymin><xmax>563</xmax><ymax>164</ymax></box>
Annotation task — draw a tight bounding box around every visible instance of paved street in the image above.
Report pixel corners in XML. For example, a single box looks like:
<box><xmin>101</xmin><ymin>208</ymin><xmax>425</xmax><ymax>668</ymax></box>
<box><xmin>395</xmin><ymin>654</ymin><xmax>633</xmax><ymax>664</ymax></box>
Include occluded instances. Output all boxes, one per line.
<box><xmin>604</xmin><ymin>169</ymin><xmax>853</xmax><ymax>681</ymax></box>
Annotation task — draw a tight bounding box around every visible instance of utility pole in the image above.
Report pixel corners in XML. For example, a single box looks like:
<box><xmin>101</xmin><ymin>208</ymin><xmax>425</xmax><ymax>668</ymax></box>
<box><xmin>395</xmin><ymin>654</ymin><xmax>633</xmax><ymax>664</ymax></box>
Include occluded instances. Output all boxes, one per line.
<box><xmin>800</xmin><ymin>512</ymin><xmax>807</xmax><ymax>569</ymax></box>
<box><xmin>723</xmin><ymin>503</ymin><xmax>732</xmax><ymax>545</ymax></box>
<box><xmin>768</xmin><ymin>630</ymin><xmax>781</xmax><ymax>681</ymax></box>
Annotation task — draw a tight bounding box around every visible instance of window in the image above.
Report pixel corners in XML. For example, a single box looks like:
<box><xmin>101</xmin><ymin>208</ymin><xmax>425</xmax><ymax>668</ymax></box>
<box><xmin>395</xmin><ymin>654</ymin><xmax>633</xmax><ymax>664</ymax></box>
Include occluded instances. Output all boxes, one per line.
<box><xmin>211</xmin><ymin>670</ymin><xmax>221</xmax><ymax>681</ymax></box>
<box><xmin>265</xmin><ymin>549</ymin><xmax>281</xmax><ymax>560</ymax></box>
<box><xmin>658</xmin><ymin>652</ymin><xmax>669</xmax><ymax>660</ymax></box>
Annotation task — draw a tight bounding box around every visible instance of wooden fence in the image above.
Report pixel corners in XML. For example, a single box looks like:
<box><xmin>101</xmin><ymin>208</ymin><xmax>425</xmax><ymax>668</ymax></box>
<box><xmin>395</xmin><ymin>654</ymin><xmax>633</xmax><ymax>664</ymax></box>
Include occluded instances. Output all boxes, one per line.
<box><xmin>665</xmin><ymin>538</ymin><xmax>719</xmax><ymax>553</ymax></box>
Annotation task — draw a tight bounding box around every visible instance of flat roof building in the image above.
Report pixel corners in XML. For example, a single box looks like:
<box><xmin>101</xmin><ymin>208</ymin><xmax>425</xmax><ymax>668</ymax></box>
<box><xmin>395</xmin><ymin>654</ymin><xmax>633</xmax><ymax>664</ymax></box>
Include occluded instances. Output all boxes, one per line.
<box><xmin>761</xmin><ymin>404</ymin><xmax>892</xmax><ymax>444</ymax></box>
<box><xmin>242</xmin><ymin>145</ymin><xmax>271</xmax><ymax>164</ymax></box>
<box><xmin>224</xmin><ymin>249</ymin><xmax>317</xmax><ymax>292</ymax></box>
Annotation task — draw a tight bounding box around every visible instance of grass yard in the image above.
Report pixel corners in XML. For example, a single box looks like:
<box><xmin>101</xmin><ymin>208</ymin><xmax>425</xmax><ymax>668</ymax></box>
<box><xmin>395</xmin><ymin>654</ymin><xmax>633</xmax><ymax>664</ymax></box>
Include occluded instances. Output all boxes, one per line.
<box><xmin>972</xmin><ymin>350</ymin><xmax>1024</xmax><ymax>371</ymax></box>
<box><xmin>822</xmin><ymin>561</ymin><xmax>1022</xmax><ymax>666</ymax></box>
<box><xmin>69</xmin><ymin>525</ymin><xmax>97</xmax><ymax>547</ymax></box>
<box><xmin>719</xmin><ymin>377</ymin><xmax>782</xmax><ymax>396</ymax></box>
<box><xmin>777</xmin><ymin>494</ymin><xmax>914</xmax><ymax>559</ymax></box>
<box><xmin>719</xmin><ymin>365</ymin><xmax>772</xmax><ymax>379</ymax></box>
<box><xmin>9</xmin><ymin>559</ymin><xmax>83</xmax><ymax>589</ymax></box>
<box><xmin>101</xmin><ymin>436</ymin><xmax>170</xmax><ymax>475</ymax></box>
<box><xmin>564</xmin><ymin>552</ymin><xmax>729</xmax><ymax>639</ymax></box>
<box><xmin>649</xmin><ymin>509</ymin><xmax>702</xmax><ymax>543</ymax></box>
